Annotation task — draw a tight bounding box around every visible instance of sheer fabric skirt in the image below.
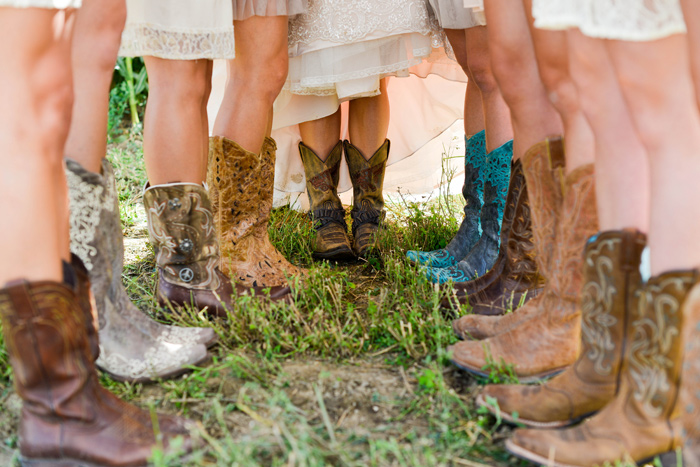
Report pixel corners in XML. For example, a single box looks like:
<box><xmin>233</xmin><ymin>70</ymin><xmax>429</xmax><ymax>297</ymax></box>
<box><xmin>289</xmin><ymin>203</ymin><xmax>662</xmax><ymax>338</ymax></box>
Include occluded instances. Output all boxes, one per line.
<box><xmin>0</xmin><ymin>0</ymin><xmax>79</xmax><ymax>7</ymax></box>
<box><xmin>428</xmin><ymin>0</ymin><xmax>486</xmax><ymax>29</ymax></box>
<box><xmin>533</xmin><ymin>0</ymin><xmax>687</xmax><ymax>40</ymax></box>
<box><xmin>232</xmin><ymin>0</ymin><xmax>308</xmax><ymax>20</ymax></box>
<box><xmin>120</xmin><ymin>0</ymin><xmax>236</xmax><ymax>60</ymax></box>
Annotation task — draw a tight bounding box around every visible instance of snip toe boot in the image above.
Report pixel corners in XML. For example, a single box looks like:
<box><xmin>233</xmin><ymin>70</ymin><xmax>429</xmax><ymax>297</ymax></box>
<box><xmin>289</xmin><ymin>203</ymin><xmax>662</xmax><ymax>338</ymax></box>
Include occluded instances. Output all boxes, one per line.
<box><xmin>144</xmin><ymin>182</ymin><xmax>291</xmax><ymax>318</ymax></box>
<box><xmin>407</xmin><ymin>131</ymin><xmax>486</xmax><ymax>267</ymax></box>
<box><xmin>66</xmin><ymin>159</ymin><xmax>211</xmax><ymax>382</ymax></box>
<box><xmin>423</xmin><ymin>140</ymin><xmax>513</xmax><ymax>283</ymax></box>
<box><xmin>207</xmin><ymin>136</ymin><xmax>306</xmax><ymax>288</ymax></box>
<box><xmin>0</xmin><ymin>265</ymin><xmax>195</xmax><ymax>466</ymax></box>
<box><xmin>345</xmin><ymin>139</ymin><xmax>389</xmax><ymax>257</ymax></box>
<box><xmin>299</xmin><ymin>141</ymin><xmax>354</xmax><ymax>260</ymax></box>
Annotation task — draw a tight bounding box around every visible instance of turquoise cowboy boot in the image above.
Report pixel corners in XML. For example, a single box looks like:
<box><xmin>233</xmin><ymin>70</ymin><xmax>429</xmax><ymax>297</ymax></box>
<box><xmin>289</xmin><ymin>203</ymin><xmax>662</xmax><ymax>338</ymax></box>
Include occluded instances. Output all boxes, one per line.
<box><xmin>406</xmin><ymin>130</ymin><xmax>487</xmax><ymax>268</ymax></box>
<box><xmin>423</xmin><ymin>139</ymin><xmax>513</xmax><ymax>284</ymax></box>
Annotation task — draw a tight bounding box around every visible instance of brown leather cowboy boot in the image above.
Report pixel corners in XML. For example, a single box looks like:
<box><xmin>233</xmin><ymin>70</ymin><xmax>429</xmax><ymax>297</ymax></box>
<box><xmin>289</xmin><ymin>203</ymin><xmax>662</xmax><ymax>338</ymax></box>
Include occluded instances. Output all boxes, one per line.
<box><xmin>0</xmin><ymin>269</ymin><xmax>194</xmax><ymax>466</ymax></box>
<box><xmin>506</xmin><ymin>270</ymin><xmax>699</xmax><ymax>467</ymax></box>
<box><xmin>345</xmin><ymin>139</ymin><xmax>389</xmax><ymax>257</ymax></box>
<box><xmin>478</xmin><ymin>229</ymin><xmax>646</xmax><ymax>428</ymax></box>
<box><xmin>451</xmin><ymin>138</ymin><xmax>565</xmax><ymax>337</ymax></box>
<box><xmin>299</xmin><ymin>141</ymin><xmax>354</xmax><ymax>260</ymax></box>
<box><xmin>207</xmin><ymin>136</ymin><xmax>305</xmax><ymax>288</ymax></box>
<box><xmin>144</xmin><ymin>182</ymin><xmax>290</xmax><ymax>318</ymax></box>
<box><xmin>449</xmin><ymin>163</ymin><xmax>597</xmax><ymax>382</ymax></box>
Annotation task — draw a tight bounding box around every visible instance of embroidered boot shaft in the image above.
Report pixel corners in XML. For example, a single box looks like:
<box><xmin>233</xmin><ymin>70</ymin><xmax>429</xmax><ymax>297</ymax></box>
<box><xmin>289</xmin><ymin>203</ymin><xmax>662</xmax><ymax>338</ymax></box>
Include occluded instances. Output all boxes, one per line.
<box><xmin>407</xmin><ymin>130</ymin><xmax>486</xmax><ymax>267</ymax></box>
<box><xmin>299</xmin><ymin>141</ymin><xmax>354</xmax><ymax>260</ymax></box>
<box><xmin>423</xmin><ymin>140</ymin><xmax>513</xmax><ymax>283</ymax></box>
<box><xmin>479</xmin><ymin>230</ymin><xmax>647</xmax><ymax>428</ymax></box>
<box><xmin>207</xmin><ymin>136</ymin><xmax>305</xmax><ymax>287</ymax></box>
<box><xmin>66</xmin><ymin>159</ymin><xmax>210</xmax><ymax>382</ymax></box>
<box><xmin>345</xmin><ymin>139</ymin><xmax>389</xmax><ymax>257</ymax></box>
<box><xmin>450</xmin><ymin>138</ymin><xmax>565</xmax><ymax>336</ymax></box>
<box><xmin>0</xmin><ymin>273</ymin><xmax>194</xmax><ymax>466</ymax></box>
<box><xmin>507</xmin><ymin>270</ymin><xmax>699</xmax><ymax>467</ymax></box>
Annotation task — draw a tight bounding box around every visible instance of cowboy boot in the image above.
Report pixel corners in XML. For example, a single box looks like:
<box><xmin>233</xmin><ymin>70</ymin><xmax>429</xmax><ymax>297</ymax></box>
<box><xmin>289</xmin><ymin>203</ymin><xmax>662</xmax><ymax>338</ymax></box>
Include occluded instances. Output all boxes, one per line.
<box><xmin>478</xmin><ymin>229</ymin><xmax>646</xmax><ymax>428</ymax></box>
<box><xmin>144</xmin><ymin>182</ymin><xmax>290</xmax><ymax>317</ymax></box>
<box><xmin>449</xmin><ymin>163</ymin><xmax>598</xmax><ymax>382</ymax></box>
<box><xmin>450</xmin><ymin>138</ymin><xmax>566</xmax><ymax>333</ymax></box>
<box><xmin>299</xmin><ymin>141</ymin><xmax>354</xmax><ymax>260</ymax></box>
<box><xmin>506</xmin><ymin>270</ymin><xmax>699</xmax><ymax>467</ymax></box>
<box><xmin>407</xmin><ymin>130</ymin><xmax>486</xmax><ymax>267</ymax></box>
<box><xmin>207</xmin><ymin>136</ymin><xmax>305</xmax><ymax>288</ymax></box>
<box><xmin>66</xmin><ymin>159</ymin><xmax>210</xmax><ymax>382</ymax></box>
<box><xmin>345</xmin><ymin>139</ymin><xmax>389</xmax><ymax>257</ymax></box>
<box><xmin>0</xmin><ymin>267</ymin><xmax>195</xmax><ymax>466</ymax></box>
<box><xmin>423</xmin><ymin>140</ymin><xmax>513</xmax><ymax>283</ymax></box>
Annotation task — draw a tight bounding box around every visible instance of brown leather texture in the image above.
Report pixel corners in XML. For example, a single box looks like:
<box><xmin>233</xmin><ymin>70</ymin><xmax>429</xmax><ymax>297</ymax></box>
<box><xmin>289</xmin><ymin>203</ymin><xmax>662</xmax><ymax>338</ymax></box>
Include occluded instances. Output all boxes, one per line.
<box><xmin>480</xmin><ymin>230</ymin><xmax>647</xmax><ymax>428</ymax></box>
<box><xmin>345</xmin><ymin>140</ymin><xmax>389</xmax><ymax>257</ymax></box>
<box><xmin>508</xmin><ymin>270</ymin><xmax>699</xmax><ymax>467</ymax></box>
<box><xmin>208</xmin><ymin>136</ymin><xmax>305</xmax><ymax>287</ymax></box>
<box><xmin>449</xmin><ymin>164</ymin><xmax>598</xmax><ymax>381</ymax></box>
<box><xmin>299</xmin><ymin>140</ymin><xmax>354</xmax><ymax>259</ymax></box>
<box><xmin>0</xmin><ymin>278</ymin><xmax>193</xmax><ymax>466</ymax></box>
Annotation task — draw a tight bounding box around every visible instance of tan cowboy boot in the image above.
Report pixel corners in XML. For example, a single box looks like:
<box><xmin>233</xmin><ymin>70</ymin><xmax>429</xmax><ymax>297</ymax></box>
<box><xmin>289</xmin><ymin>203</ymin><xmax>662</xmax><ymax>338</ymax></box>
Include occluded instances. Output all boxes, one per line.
<box><xmin>451</xmin><ymin>138</ymin><xmax>566</xmax><ymax>338</ymax></box>
<box><xmin>0</xmin><ymin>266</ymin><xmax>194</xmax><ymax>466</ymax></box>
<box><xmin>207</xmin><ymin>136</ymin><xmax>305</xmax><ymax>287</ymax></box>
<box><xmin>449</xmin><ymin>163</ymin><xmax>597</xmax><ymax>382</ymax></box>
<box><xmin>299</xmin><ymin>141</ymin><xmax>354</xmax><ymax>260</ymax></box>
<box><xmin>478</xmin><ymin>229</ymin><xmax>646</xmax><ymax>428</ymax></box>
<box><xmin>506</xmin><ymin>270</ymin><xmax>699</xmax><ymax>467</ymax></box>
<box><xmin>345</xmin><ymin>139</ymin><xmax>389</xmax><ymax>257</ymax></box>
<box><xmin>144</xmin><ymin>182</ymin><xmax>290</xmax><ymax>317</ymax></box>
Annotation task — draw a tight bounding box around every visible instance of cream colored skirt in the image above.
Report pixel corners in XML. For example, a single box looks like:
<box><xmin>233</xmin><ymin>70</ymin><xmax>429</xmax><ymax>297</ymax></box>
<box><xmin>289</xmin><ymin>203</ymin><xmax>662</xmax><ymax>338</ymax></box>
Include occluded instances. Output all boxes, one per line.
<box><xmin>120</xmin><ymin>0</ymin><xmax>236</xmax><ymax>60</ymax></box>
<box><xmin>232</xmin><ymin>0</ymin><xmax>307</xmax><ymax>20</ymax></box>
<box><xmin>533</xmin><ymin>0</ymin><xmax>687</xmax><ymax>40</ymax></box>
<box><xmin>0</xmin><ymin>0</ymin><xmax>79</xmax><ymax>7</ymax></box>
<box><xmin>428</xmin><ymin>0</ymin><xmax>486</xmax><ymax>29</ymax></box>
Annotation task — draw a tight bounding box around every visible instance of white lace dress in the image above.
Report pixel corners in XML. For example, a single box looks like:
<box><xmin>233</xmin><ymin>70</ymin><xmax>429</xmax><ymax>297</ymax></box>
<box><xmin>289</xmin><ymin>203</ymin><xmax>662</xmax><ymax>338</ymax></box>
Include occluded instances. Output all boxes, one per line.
<box><xmin>0</xmin><ymin>0</ymin><xmax>79</xmax><ymax>7</ymax></box>
<box><xmin>428</xmin><ymin>0</ymin><xmax>486</xmax><ymax>29</ymax></box>
<box><xmin>232</xmin><ymin>0</ymin><xmax>307</xmax><ymax>20</ymax></box>
<box><xmin>533</xmin><ymin>0</ymin><xmax>687</xmax><ymax>41</ymax></box>
<box><xmin>120</xmin><ymin>0</ymin><xmax>236</xmax><ymax>60</ymax></box>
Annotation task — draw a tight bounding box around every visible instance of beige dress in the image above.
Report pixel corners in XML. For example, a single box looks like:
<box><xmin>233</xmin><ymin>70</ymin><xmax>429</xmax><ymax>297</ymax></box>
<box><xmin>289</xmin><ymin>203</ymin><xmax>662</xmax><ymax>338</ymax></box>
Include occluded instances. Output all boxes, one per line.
<box><xmin>232</xmin><ymin>0</ymin><xmax>307</xmax><ymax>20</ymax></box>
<box><xmin>428</xmin><ymin>0</ymin><xmax>485</xmax><ymax>29</ymax></box>
<box><xmin>0</xmin><ymin>0</ymin><xmax>79</xmax><ymax>7</ymax></box>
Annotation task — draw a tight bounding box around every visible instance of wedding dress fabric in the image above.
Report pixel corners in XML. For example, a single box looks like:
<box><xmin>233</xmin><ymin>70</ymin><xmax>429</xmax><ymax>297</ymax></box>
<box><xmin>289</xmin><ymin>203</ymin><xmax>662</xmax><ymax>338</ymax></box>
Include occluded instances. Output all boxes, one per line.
<box><xmin>428</xmin><ymin>0</ymin><xmax>486</xmax><ymax>30</ymax></box>
<box><xmin>232</xmin><ymin>0</ymin><xmax>307</xmax><ymax>20</ymax></box>
<box><xmin>0</xmin><ymin>0</ymin><xmax>80</xmax><ymax>7</ymax></box>
<box><xmin>120</xmin><ymin>0</ymin><xmax>236</xmax><ymax>59</ymax></box>
<box><xmin>532</xmin><ymin>0</ymin><xmax>686</xmax><ymax>40</ymax></box>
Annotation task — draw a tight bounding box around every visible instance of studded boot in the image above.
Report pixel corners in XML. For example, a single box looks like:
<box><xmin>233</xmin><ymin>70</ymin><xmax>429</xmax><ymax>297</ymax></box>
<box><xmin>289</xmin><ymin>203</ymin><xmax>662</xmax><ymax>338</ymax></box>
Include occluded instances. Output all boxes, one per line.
<box><xmin>299</xmin><ymin>141</ymin><xmax>354</xmax><ymax>260</ymax></box>
<box><xmin>66</xmin><ymin>159</ymin><xmax>210</xmax><ymax>382</ymax></box>
<box><xmin>207</xmin><ymin>136</ymin><xmax>306</xmax><ymax>288</ymax></box>
<box><xmin>407</xmin><ymin>130</ymin><xmax>486</xmax><ymax>267</ymax></box>
<box><xmin>345</xmin><ymin>139</ymin><xmax>389</xmax><ymax>257</ymax></box>
<box><xmin>144</xmin><ymin>182</ymin><xmax>291</xmax><ymax>318</ymax></box>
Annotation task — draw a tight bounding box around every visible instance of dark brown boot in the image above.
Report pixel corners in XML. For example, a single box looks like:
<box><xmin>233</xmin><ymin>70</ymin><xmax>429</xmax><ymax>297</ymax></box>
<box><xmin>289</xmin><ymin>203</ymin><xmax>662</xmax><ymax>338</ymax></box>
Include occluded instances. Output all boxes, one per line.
<box><xmin>299</xmin><ymin>141</ymin><xmax>354</xmax><ymax>260</ymax></box>
<box><xmin>0</xmin><ymin>271</ymin><xmax>194</xmax><ymax>466</ymax></box>
<box><xmin>144</xmin><ymin>182</ymin><xmax>290</xmax><ymax>318</ymax></box>
<box><xmin>345</xmin><ymin>139</ymin><xmax>389</xmax><ymax>257</ymax></box>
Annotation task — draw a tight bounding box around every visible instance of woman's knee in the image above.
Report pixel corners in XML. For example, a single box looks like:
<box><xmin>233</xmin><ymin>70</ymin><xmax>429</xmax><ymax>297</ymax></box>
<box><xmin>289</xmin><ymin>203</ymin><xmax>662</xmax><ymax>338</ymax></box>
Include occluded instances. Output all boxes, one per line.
<box><xmin>466</xmin><ymin>47</ymin><xmax>499</xmax><ymax>94</ymax></box>
<box><xmin>75</xmin><ymin>0</ymin><xmax>126</xmax><ymax>72</ymax></box>
<box><xmin>146</xmin><ymin>58</ymin><xmax>210</xmax><ymax>103</ymax></box>
<box><xmin>230</xmin><ymin>50</ymin><xmax>288</xmax><ymax>106</ymax></box>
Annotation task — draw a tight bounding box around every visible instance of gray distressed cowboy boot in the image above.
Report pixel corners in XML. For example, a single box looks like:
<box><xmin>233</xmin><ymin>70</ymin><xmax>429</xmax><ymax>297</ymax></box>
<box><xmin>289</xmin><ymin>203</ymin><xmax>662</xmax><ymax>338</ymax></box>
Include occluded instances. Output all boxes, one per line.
<box><xmin>345</xmin><ymin>139</ymin><xmax>389</xmax><ymax>257</ymax></box>
<box><xmin>299</xmin><ymin>141</ymin><xmax>354</xmax><ymax>260</ymax></box>
<box><xmin>66</xmin><ymin>158</ymin><xmax>210</xmax><ymax>383</ymax></box>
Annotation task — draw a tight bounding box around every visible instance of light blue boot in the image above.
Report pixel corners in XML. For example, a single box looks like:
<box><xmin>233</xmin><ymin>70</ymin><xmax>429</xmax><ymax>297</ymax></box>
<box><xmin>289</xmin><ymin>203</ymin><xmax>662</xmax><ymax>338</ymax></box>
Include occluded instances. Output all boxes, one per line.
<box><xmin>406</xmin><ymin>130</ymin><xmax>487</xmax><ymax>268</ymax></box>
<box><xmin>423</xmin><ymin>139</ymin><xmax>513</xmax><ymax>284</ymax></box>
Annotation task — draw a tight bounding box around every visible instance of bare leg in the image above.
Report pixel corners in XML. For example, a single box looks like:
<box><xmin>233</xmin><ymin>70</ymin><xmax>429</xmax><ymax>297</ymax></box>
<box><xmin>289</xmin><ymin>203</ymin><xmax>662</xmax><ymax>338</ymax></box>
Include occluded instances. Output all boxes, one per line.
<box><xmin>142</xmin><ymin>57</ymin><xmax>211</xmax><ymax>185</ymax></box>
<box><xmin>482</xmin><ymin>0</ymin><xmax>562</xmax><ymax>159</ymax></box>
<box><xmin>464</xmin><ymin>25</ymin><xmax>513</xmax><ymax>151</ymax></box>
<box><xmin>299</xmin><ymin>109</ymin><xmax>342</xmax><ymax>161</ymax></box>
<box><xmin>523</xmin><ymin>0</ymin><xmax>594</xmax><ymax>173</ymax></box>
<box><xmin>567</xmin><ymin>30</ymin><xmax>649</xmax><ymax>233</ymax></box>
<box><xmin>213</xmin><ymin>15</ymin><xmax>288</xmax><ymax>154</ymax></box>
<box><xmin>348</xmin><ymin>79</ymin><xmax>390</xmax><ymax>159</ymax></box>
<box><xmin>0</xmin><ymin>7</ymin><xmax>74</xmax><ymax>284</ymax></box>
<box><xmin>607</xmin><ymin>36</ymin><xmax>700</xmax><ymax>274</ymax></box>
<box><xmin>64</xmin><ymin>0</ymin><xmax>125</xmax><ymax>173</ymax></box>
<box><xmin>445</xmin><ymin>28</ymin><xmax>485</xmax><ymax>137</ymax></box>
<box><xmin>681</xmin><ymin>0</ymin><xmax>700</xmax><ymax>112</ymax></box>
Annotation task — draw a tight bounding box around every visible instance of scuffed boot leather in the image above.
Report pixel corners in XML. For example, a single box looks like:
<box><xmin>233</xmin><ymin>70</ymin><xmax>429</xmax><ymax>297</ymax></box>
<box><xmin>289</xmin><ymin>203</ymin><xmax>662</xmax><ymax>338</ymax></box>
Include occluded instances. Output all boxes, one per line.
<box><xmin>207</xmin><ymin>136</ymin><xmax>306</xmax><ymax>287</ymax></box>
<box><xmin>299</xmin><ymin>141</ymin><xmax>354</xmax><ymax>260</ymax></box>
<box><xmin>345</xmin><ymin>139</ymin><xmax>389</xmax><ymax>257</ymax></box>
<box><xmin>479</xmin><ymin>230</ymin><xmax>646</xmax><ymax>428</ymax></box>
<box><xmin>66</xmin><ymin>159</ymin><xmax>210</xmax><ymax>382</ymax></box>
<box><xmin>507</xmin><ymin>270</ymin><xmax>699</xmax><ymax>467</ymax></box>
<box><xmin>144</xmin><ymin>182</ymin><xmax>291</xmax><ymax>317</ymax></box>
<box><xmin>0</xmin><ymin>271</ymin><xmax>194</xmax><ymax>466</ymax></box>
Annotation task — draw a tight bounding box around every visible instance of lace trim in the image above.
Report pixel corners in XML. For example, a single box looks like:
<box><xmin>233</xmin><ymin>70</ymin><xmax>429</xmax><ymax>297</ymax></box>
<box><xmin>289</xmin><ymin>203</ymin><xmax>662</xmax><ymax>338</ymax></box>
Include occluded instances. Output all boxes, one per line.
<box><xmin>119</xmin><ymin>24</ymin><xmax>236</xmax><ymax>60</ymax></box>
<box><xmin>0</xmin><ymin>0</ymin><xmax>80</xmax><ymax>7</ymax></box>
